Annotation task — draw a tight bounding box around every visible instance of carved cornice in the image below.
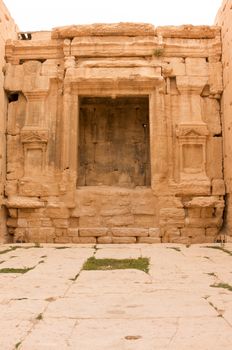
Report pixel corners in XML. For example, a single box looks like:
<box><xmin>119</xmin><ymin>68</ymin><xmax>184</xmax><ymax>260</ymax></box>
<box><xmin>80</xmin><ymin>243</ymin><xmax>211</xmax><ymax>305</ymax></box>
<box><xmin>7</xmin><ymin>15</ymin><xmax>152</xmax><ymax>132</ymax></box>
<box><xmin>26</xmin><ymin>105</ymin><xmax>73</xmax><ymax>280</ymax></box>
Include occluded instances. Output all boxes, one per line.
<box><xmin>23</xmin><ymin>90</ymin><xmax>48</xmax><ymax>100</ymax></box>
<box><xmin>21</xmin><ymin>129</ymin><xmax>49</xmax><ymax>144</ymax></box>
<box><xmin>176</xmin><ymin>123</ymin><xmax>209</xmax><ymax>137</ymax></box>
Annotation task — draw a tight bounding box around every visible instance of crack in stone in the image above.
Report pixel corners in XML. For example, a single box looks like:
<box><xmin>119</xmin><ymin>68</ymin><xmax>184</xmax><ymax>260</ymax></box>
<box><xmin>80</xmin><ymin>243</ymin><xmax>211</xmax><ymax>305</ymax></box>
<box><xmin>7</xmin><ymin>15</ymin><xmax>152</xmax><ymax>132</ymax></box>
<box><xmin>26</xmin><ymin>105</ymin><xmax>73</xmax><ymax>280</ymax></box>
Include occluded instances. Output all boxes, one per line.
<box><xmin>207</xmin><ymin>298</ymin><xmax>232</xmax><ymax>329</ymax></box>
<box><xmin>167</xmin><ymin>318</ymin><xmax>180</xmax><ymax>348</ymax></box>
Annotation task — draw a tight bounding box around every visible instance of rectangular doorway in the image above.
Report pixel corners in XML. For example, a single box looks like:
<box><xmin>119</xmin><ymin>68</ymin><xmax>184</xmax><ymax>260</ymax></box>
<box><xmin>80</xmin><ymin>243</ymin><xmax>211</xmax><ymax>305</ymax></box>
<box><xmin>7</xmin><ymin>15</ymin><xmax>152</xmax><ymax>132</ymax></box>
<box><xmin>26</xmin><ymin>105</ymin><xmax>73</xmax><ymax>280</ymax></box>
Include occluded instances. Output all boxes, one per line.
<box><xmin>78</xmin><ymin>96</ymin><xmax>151</xmax><ymax>187</ymax></box>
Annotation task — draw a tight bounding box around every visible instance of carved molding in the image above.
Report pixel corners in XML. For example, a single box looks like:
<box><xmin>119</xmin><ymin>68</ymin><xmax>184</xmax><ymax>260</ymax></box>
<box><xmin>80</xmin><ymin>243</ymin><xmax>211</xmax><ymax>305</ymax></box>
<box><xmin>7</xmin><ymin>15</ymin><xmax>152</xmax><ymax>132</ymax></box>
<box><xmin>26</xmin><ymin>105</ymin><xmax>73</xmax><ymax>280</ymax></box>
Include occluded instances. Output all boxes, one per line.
<box><xmin>176</xmin><ymin>123</ymin><xmax>209</xmax><ymax>137</ymax></box>
<box><xmin>21</xmin><ymin>129</ymin><xmax>49</xmax><ymax>144</ymax></box>
<box><xmin>24</xmin><ymin>90</ymin><xmax>49</xmax><ymax>101</ymax></box>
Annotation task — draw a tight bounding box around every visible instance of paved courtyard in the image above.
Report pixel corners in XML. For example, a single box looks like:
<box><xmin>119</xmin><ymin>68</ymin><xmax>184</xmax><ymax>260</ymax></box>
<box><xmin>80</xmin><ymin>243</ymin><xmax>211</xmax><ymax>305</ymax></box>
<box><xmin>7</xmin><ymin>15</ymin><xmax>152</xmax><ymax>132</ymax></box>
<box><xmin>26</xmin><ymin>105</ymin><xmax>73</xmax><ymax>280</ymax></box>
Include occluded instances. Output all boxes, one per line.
<box><xmin>0</xmin><ymin>243</ymin><xmax>232</xmax><ymax>349</ymax></box>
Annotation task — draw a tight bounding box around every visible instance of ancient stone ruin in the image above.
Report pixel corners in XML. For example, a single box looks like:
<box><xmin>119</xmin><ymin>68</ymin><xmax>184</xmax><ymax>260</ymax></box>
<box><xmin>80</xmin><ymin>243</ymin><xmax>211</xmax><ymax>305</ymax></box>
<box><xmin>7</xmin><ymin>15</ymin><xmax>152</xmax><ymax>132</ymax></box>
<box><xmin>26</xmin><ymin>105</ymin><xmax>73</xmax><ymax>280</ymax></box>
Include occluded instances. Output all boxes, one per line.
<box><xmin>0</xmin><ymin>0</ymin><xmax>232</xmax><ymax>244</ymax></box>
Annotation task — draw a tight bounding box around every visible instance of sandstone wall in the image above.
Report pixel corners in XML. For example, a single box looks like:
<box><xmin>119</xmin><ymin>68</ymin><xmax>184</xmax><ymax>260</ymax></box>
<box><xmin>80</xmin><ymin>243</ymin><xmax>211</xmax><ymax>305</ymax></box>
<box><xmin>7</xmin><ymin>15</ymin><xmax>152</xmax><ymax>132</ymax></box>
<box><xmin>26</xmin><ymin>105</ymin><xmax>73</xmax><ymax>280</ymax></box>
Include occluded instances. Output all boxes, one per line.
<box><xmin>3</xmin><ymin>24</ymin><xmax>225</xmax><ymax>244</ymax></box>
<box><xmin>0</xmin><ymin>1</ymin><xmax>18</xmax><ymax>242</ymax></box>
<box><xmin>215</xmin><ymin>0</ymin><xmax>232</xmax><ymax>239</ymax></box>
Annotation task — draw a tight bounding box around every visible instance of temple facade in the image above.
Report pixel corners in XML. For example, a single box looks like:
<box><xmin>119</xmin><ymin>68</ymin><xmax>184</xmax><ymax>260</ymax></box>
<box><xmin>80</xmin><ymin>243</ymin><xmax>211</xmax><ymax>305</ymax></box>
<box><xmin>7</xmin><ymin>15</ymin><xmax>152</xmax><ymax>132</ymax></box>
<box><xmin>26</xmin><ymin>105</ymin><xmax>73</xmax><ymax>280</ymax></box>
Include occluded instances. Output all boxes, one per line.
<box><xmin>1</xmin><ymin>0</ymin><xmax>232</xmax><ymax>244</ymax></box>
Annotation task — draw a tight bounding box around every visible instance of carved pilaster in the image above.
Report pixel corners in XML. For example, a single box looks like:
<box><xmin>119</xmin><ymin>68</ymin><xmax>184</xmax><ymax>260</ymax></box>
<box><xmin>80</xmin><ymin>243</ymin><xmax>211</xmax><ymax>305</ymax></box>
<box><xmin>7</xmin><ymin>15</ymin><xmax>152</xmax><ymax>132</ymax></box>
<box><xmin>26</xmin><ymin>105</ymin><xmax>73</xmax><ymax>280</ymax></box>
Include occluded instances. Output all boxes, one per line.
<box><xmin>24</xmin><ymin>91</ymin><xmax>48</xmax><ymax>127</ymax></box>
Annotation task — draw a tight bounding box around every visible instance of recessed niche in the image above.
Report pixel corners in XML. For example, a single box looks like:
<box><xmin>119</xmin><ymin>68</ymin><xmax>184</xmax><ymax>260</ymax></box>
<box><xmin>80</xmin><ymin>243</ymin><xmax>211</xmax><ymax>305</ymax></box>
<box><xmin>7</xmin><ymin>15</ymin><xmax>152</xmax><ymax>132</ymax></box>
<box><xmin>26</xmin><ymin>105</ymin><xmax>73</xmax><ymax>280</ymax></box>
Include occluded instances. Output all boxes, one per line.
<box><xmin>182</xmin><ymin>144</ymin><xmax>203</xmax><ymax>173</ymax></box>
<box><xmin>78</xmin><ymin>96</ymin><xmax>151</xmax><ymax>187</ymax></box>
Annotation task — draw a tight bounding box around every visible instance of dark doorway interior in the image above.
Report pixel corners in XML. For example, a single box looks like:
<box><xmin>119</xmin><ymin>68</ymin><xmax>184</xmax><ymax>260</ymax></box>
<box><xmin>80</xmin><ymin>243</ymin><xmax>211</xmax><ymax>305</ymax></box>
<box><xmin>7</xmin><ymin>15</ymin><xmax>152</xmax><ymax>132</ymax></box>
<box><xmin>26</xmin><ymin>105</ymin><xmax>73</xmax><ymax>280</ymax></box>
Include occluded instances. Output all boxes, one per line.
<box><xmin>78</xmin><ymin>96</ymin><xmax>150</xmax><ymax>187</ymax></box>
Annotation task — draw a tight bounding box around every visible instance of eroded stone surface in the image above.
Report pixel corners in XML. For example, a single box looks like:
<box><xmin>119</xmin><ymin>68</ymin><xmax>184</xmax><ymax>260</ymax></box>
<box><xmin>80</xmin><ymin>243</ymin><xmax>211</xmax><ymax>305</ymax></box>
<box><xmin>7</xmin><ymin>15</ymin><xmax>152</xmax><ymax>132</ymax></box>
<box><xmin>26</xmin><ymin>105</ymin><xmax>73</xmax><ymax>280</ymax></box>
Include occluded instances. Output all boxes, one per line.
<box><xmin>0</xmin><ymin>243</ymin><xmax>231</xmax><ymax>349</ymax></box>
<box><xmin>216</xmin><ymin>0</ymin><xmax>232</xmax><ymax>239</ymax></box>
<box><xmin>0</xmin><ymin>0</ymin><xmax>18</xmax><ymax>243</ymax></box>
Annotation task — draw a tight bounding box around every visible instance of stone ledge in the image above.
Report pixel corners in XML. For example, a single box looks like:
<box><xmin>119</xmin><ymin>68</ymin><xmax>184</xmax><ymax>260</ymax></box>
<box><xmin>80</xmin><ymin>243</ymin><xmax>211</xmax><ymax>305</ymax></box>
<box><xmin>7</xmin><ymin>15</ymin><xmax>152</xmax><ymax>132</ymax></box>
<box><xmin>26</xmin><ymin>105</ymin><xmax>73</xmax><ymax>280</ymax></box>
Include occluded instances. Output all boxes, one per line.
<box><xmin>52</xmin><ymin>23</ymin><xmax>156</xmax><ymax>39</ymax></box>
<box><xmin>5</xmin><ymin>196</ymin><xmax>45</xmax><ymax>209</ymax></box>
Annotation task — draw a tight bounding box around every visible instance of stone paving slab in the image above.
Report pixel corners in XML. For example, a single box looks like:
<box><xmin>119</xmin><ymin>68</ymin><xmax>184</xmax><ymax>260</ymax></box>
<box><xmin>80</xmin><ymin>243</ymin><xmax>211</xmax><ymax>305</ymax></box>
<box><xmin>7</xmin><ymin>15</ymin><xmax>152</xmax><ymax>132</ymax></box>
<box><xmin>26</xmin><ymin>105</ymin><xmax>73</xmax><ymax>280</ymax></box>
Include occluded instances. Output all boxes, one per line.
<box><xmin>0</xmin><ymin>243</ymin><xmax>232</xmax><ymax>349</ymax></box>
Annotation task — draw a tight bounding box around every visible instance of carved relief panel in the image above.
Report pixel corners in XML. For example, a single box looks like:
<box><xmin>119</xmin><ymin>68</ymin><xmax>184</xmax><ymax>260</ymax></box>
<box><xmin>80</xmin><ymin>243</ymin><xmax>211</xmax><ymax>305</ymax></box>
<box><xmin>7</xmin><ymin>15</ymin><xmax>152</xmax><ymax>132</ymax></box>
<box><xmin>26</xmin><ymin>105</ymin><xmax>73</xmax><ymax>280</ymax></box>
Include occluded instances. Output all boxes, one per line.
<box><xmin>176</xmin><ymin>123</ymin><xmax>209</xmax><ymax>181</ymax></box>
<box><xmin>21</xmin><ymin>129</ymin><xmax>48</xmax><ymax>177</ymax></box>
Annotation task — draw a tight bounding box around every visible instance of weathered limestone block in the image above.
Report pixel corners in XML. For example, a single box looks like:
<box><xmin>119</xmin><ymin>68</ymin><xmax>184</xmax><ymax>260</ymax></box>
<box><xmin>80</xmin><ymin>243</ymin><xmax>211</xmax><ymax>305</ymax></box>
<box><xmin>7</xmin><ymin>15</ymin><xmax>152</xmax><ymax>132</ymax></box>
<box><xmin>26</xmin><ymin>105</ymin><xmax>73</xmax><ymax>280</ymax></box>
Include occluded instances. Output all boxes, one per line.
<box><xmin>72</xmin><ymin>206</ymin><xmax>96</xmax><ymax>217</ymax></box>
<box><xmin>148</xmin><ymin>228</ymin><xmax>161</xmax><ymax>237</ymax></box>
<box><xmin>185</xmin><ymin>217</ymin><xmax>222</xmax><ymax>228</ymax></box>
<box><xmin>97</xmin><ymin>236</ymin><xmax>113</xmax><ymax>244</ymax></box>
<box><xmin>6</xmin><ymin>218</ymin><xmax>17</xmax><ymax>227</ymax></box>
<box><xmin>187</xmin><ymin>208</ymin><xmax>201</xmax><ymax>218</ymax></box>
<box><xmin>100</xmin><ymin>207</ymin><xmax>130</xmax><ymax>216</ymax></box>
<box><xmin>46</xmin><ymin>207</ymin><xmax>70</xmax><ymax>219</ymax></box>
<box><xmin>40</xmin><ymin>227</ymin><xmax>55</xmax><ymax>243</ymax></box>
<box><xmin>69</xmin><ymin>218</ymin><xmax>79</xmax><ymax>227</ymax></box>
<box><xmin>209</xmin><ymin>61</ymin><xmax>223</xmax><ymax>96</ymax></box>
<box><xmin>181</xmin><ymin>227</ymin><xmax>205</xmax><ymax>237</ymax></box>
<box><xmin>67</xmin><ymin>228</ymin><xmax>79</xmax><ymax>237</ymax></box>
<box><xmin>131</xmin><ymin>191</ymin><xmax>157</xmax><ymax>215</ymax></box>
<box><xmin>164</xmin><ymin>58</ymin><xmax>186</xmax><ymax>76</ymax></box>
<box><xmin>201</xmin><ymin>98</ymin><xmax>221</xmax><ymax>135</ymax></box>
<box><xmin>166</xmin><ymin>236</ymin><xmax>190</xmax><ymax>244</ymax></box>
<box><xmin>205</xmin><ymin>227</ymin><xmax>218</xmax><ymax>237</ymax></box>
<box><xmin>79</xmin><ymin>216</ymin><xmax>101</xmax><ymax>227</ymax></box>
<box><xmin>17</xmin><ymin>218</ymin><xmax>28</xmax><ymax>227</ymax></box>
<box><xmin>201</xmin><ymin>207</ymin><xmax>215</xmax><ymax>218</ymax></box>
<box><xmin>55</xmin><ymin>236</ymin><xmax>72</xmax><ymax>243</ymax></box>
<box><xmin>156</xmin><ymin>25</ymin><xmax>220</xmax><ymax>39</ymax></box>
<box><xmin>111</xmin><ymin>228</ymin><xmax>148</xmax><ymax>237</ymax></box>
<box><xmin>185</xmin><ymin>58</ymin><xmax>208</xmax><ymax>76</ymax></box>
<box><xmin>176</xmin><ymin>76</ymin><xmax>208</xmax><ymax>94</ymax></box>
<box><xmin>70</xmin><ymin>36</ymin><xmax>159</xmax><ymax>58</ymax></box>
<box><xmin>212</xmin><ymin>179</ymin><xmax>225</xmax><ymax>195</ymax></box>
<box><xmin>103</xmin><ymin>215</ymin><xmax>135</xmax><ymax>227</ymax></box>
<box><xmin>206</xmin><ymin>137</ymin><xmax>223</xmax><ymax>179</ymax></box>
<box><xmin>79</xmin><ymin>228</ymin><xmax>108</xmax><ymax>237</ymax></box>
<box><xmin>41</xmin><ymin>219</ymin><xmax>53</xmax><ymax>227</ymax></box>
<box><xmin>27</xmin><ymin>219</ymin><xmax>41</xmax><ymax>227</ymax></box>
<box><xmin>112</xmin><ymin>237</ymin><xmax>137</xmax><ymax>244</ymax></box>
<box><xmin>18</xmin><ymin>180</ymin><xmax>60</xmax><ymax>197</ymax></box>
<box><xmin>137</xmin><ymin>237</ymin><xmax>161</xmax><ymax>243</ymax></box>
<box><xmin>5</xmin><ymin>196</ymin><xmax>44</xmax><ymax>209</ymax></box>
<box><xmin>53</xmin><ymin>219</ymin><xmax>69</xmax><ymax>228</ymax></box>
<box><xmin>18</xmin><ymin>208</ymin><xmax>45</xmax><ymax>218</ymax></box>
<box><xmin>134</xmin><ymin>215</ymin><xmax>156</xmax><ymax>227</ymax></box>
<box><xmin>78</xmin><ymin>237</ymin><xmax>96</xmax><ymax>244</ymax></box>
<box><xmin>14</xmin><ymin>228</ymin><xmax>27</xmax><ymax>242</ymax></box>
<box><xmin>4</xmin><ymin>64</ymin><xmax>24</xmax><ymax>91</ymax></box>
<box><xmin>52</xmin><ymin>23</ymin><xmax>156</xmax><ymax>39</ymax></box>
<box><xmin>55</xmin><ymin>228</ymin><xmax>67</xmax><ymax>237</ymax></box>
<box><xmin>66</xmin><ymin>66</ymin><xmax>162</xmax><ymax>83</ymax></box>
<box><xmin>159</xmin><ymin>208</ymin><xmax>185</xmax><ymax>226</ymax></box>
<box><xmin>7</xmin><ymin>95</ymin><xmax>27</xmax><ymax>136</ymax></box>
<box><xmin>185</xmin><ymin>196</ymin><xmax>221</xmax><ymax>208</ymax></box>
<box><xmin>164</xmin><ymin>227</ymin><xmax>181</xmax><ymax>237</ymax></box>
<box><xmin>41</xmin><ymin>59</ymin><xmax>62</xmax><ymax>77</ymax></box>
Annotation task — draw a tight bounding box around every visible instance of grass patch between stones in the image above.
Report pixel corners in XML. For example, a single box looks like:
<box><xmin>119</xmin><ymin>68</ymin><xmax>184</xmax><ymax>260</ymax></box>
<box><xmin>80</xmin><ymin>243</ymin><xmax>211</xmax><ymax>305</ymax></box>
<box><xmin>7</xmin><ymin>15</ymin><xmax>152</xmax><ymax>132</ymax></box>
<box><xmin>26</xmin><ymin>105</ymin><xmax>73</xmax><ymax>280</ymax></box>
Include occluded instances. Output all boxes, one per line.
<box><xmin>0</xmin><ymin>267</ymin><xmax>34</xmax><ymax>274</ymax></box>
<box><xmin>210</xmin><ymin>283</ymin><xmax>232</xmax><ymax>292</ymax></box>
<box><xmin>82</xmin><ymin>256</ymin><xmax>149</xmax><ymax>273</ymax></box>
<box><xmin>36</xmin><ymin>313</ymin><xmax>43</xmax><ymax>320</ymax></box>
